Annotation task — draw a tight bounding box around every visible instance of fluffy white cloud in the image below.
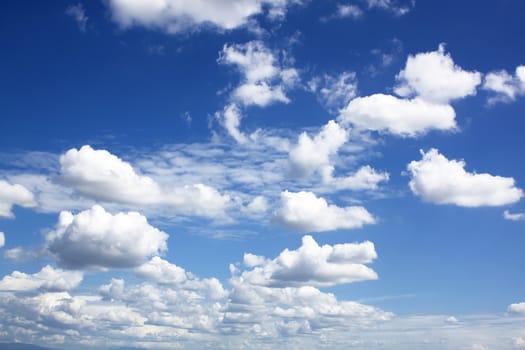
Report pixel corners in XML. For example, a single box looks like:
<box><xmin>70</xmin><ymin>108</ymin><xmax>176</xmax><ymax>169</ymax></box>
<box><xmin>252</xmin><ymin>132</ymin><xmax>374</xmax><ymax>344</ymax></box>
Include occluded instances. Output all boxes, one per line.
<box><xmin>0</xmin><ymin>265</ymin><xmax>83</xmax><ymax>292</ymax></box>
<box><xmin>329</xmin><ymin>165</ymin><xmax>390</xmax><ymax>191</ymax></box>
<box><xmin>504</xmin><ymin>210</ymin><xmax>525</xmax><ymax>221</ymax></box>
<box><xmin>288</xmin><ymin>120</ymin><xmax>348</xmax><ymax>179</ymax></box>
<box><xmin>239</xmin><ymin>235</ymin><xmax>378</xmax><ymax>287</ymax></box>
<box><xmin>483</xmin><ymin>65</ymin><xmax>525</xmax><ymax>104</ymax></box>
<box><xmin>275</xmin><ymin>191</ymin><xmax>375</xmax><ymax>232</ymax></box>
<box><xmin>0</xmin><ymin>180</ymin><xmax>36</xmax><ymax>218</ymax></box>
<box><xmin>0</xmin><ymin>232</ymin><xmax>4</xmax><ymax>248</ymax></box>
<box><xmin>338</xmin><ymin>94</ymin><xmax>456</xmax><ymax>137</ymax></box>
<box><xmin>45</xmin><ymin>205</ymin><xmax>169</xmax><ymax>269</ymax></box>
<box><xmin>135</xmin><ymin>256</ymin><xmax>187</xmax><ymax>284</ymax></box>
<box><xmin>508</xmin><ymin>302</ymin><xmax>525</xmax><ymax>314</ymax></box>
<box><xmin>219</xmin><ymin>41</ymin><xmax>297</xmax><ymax>108</ymax></box>
<box><xmin>408</xmin><ymin>149</ymin><xmax>523</xmax><ymax>207</ymax></box>
<box><xmin>309</xmin><ymin>71</ymin><xmax>358</xmax><ymax>112</ymax></box>
<box><xmin>395</xmin><ymin>44</ymin><xmax>482</xmax><ymax>104</ymax></box>
<box><xmin>336</xmin><ymin>4</ymin><xmax>363</xmax><ymax>19</ymax></box>
<box><xmin>60</xmin><ymin>145</ymin><xmax>230</xmax><ymax>218</ymax></box>
<box><xmin>107</xmin><ymin>0</ymin><xmax>300</xmax><ymax>33</ymax></box>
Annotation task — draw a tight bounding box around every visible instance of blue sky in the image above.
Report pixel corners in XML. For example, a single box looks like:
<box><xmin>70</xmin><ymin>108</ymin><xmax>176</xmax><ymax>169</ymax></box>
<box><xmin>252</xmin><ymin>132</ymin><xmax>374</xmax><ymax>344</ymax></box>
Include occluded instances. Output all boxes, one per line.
<box><xmin>1</xmin><ymin>1</ymin><xmax>525</xmax><ymax>349</ymax></box>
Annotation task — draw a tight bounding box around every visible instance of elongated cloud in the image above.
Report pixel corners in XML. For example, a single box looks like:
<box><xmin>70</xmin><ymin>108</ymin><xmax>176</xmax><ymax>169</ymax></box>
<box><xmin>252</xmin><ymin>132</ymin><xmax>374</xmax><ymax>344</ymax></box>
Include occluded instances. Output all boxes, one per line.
<box><xmin>0</xmin><ymin>265</ymin><xmax>83</xmax><ymax>292</ymax></box>
<box><xmin>239</xmin><ymin>235</ymin><xmax>378</xmax><ymax>287</ymax></box>
<box><xmin>483</xmin><ymin>65</ymin><xmax>525</xmax><ymax>104</ymax></box>
<box><xmin>407</xmin><ymin>149</ymin><xmax>523</xmax><ymax>207</ymax></box>
<box><xmin>46</xmin><ymin>205</ymin><xmax>169</xmax><ymax>269</ymax></box>
<box><xmin>275</xmin><ymin>191</ymin><xmax>375</xmax><ymax>232</ymax></box>
<box><xmin>60</xmin><ymin>145</ymin><xmax>230</xmax><ymax>218</ymax></box>
<box><xmin>0</xmin><ymin>180</ymin><xmax>36</xmax><ymax>218</ymax></box>
<box><xmin>107</xmin><ymin>0</ymin><xmax>300</xmax><ymax>33</ymax></box>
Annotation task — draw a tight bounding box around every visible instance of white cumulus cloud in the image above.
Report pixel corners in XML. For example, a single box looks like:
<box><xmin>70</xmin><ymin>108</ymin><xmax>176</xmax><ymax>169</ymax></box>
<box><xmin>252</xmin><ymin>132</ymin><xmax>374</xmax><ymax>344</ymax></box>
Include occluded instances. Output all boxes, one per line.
<box><xmin>237</xmin><ymin>235</ymin><xmax>378</xmax><ymax>287</ymax></box>
<box><xmin>275</xmin><ymin>191</ymin><xmax>375</xmax><ymax>232</ymax></box>
<box><xmin>45</xmin><ymin>205</ymin><xmax>169</xmax><ymax>269</ymax></box>
<box><xmin>107</xmin><ymin>0</ymin><xmax>300</xmax><ymax>33</ymax></box>
<box><xmin>59</xmin><ymin>145</ymin><xmax>230</xmax><ymax>218</ymax></box>
<box><xmin>0</xmin><ymin>265</ymin><xmax>83</xmax><ymax>292</ymax></box>
<box><xmin>483</xmin><ymin>65</ymin><xmax>525</xmax><ymax>104</ymax></box>
<box><xmin>395</xmin><ymin>44</ymin><xmax>482</xmax><ymax>103</ymax></box>
<box><xmin>288</xmin><ymin>120</ymin><xmax>348</xmax><ymax>180</ymax></box>
<box><xmin>330</xmin><ymin>165</ymin><xmax>390</xmax><ymax>191</ymax></box>
<box><xmin>407</xmin><ymin>149</ymin><xmax>523</xmax><ymax>207</ymax></box>
<box><xmin>504</xmin><ymin>210</ymin><xmax>525</xmax><ymax>221</ymax></box>
<box><xmin>508</xmin><ymin>302</ymin><xmax>525</xmax><ymax>314</ymax></box>
<box><xmin>0</xmin><ymin>180</ymin><xmax>36</xmax><ymax>218</ymax></box>
<box><xmin>339</xmin><ymin>94</ymin><xmax>456</xmax><ymax>137</ymax></box>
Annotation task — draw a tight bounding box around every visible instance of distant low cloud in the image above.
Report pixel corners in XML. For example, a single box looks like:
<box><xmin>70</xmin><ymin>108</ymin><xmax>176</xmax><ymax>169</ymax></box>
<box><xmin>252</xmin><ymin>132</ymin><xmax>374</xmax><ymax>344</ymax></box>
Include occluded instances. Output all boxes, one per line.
<box><xmin>408</xmin><ymin>149</ymin><xmax>523</xmax><ymax>207</ymax></box>
<box><xmin>239</xmin><ymin>235</ymin><xmax>378</xmax><ymax>287</ymax></box>
<box><xmin>483</xmin><ymin>65</ymin><xmax>525</xmax><ymax>105</ymax></box>
<box><xmin>45</xmin><ymin>205</ymin><xmax>169</xmax><ymax>269</ymax></box>
<box><xmin>508</xmin><ymin>302</ymin><xmax>525</xmax><ymax>314</ymax></box>
<box><xmin>0</xmin><ymin>232</ymin><xmax>4</xmax><ymax>248</ymax></box>
<box><xmin>0</xmin><ymin>180</ymin><xmax>36</xmax><ymax>218</ymax></box>
<box><xmin>275</xmin><ymin>190</ymin><xmax>375</xmax><ymax>232</ymax></box>
<box><xmin>0</xmin><ymin>265</ymin><xmax>83</xmax><ymax>292</ymax></box>
<box><xmin>504</xmin><ymin>210</ymin><xmax>525</xmax><ymax>221</ymax></box>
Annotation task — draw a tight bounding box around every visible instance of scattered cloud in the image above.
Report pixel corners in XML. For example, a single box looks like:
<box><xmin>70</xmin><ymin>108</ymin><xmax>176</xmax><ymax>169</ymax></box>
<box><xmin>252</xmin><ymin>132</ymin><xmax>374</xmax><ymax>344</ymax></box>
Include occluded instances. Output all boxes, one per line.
<box><xmin>288</xmin><ymin>120</ymin><xmax>348</xmax><ymax>180</ymax></box>
<box><xmin>59</xmin><ymin>145</ymin><xmax>230</xmax><ymax>218</ymax></box>
<box><xmin>395</xmin><ymin>44</ymin><xmax>482</xmax><ymax>104</ymax></box>
<box><xmin>366</xmin><ymin>0</ymin><xmax>415</xmax><ymax>16</ymax></box>
<box><xmin>336</xmin><ymin>4</ymin><xmax>364</xmax><ymax>19</ymax></box>
<box><xmin>483</xmin><ymin>65</ymin><xmax>525</xmax><ymax>105</ymax></box>
<box><xmin>504</xmin><ymin>210</ymin><xmax>525</xmax><ymax>221</ymax></box>
<box><xmin>0</xmin><ymin>180</ymin><xmax>36</xmax><ymax>218</ymax></box>
<box><xmin>328</xmin><ymin>165</ymin><xmax>390</xmax><ymax>191</ymax></box>
<box><xmin>339</xmin><ymin>93</ymin><xmax>456</xmax><ymax>137</ymax></box>
<box><xmin>308</xmin><ymin>71</ymin><xmax>358</xmax><ymax>113</ymax></box>
<box><xmin>275</xmin><ymin>190</ymin><xmax>376</xmax><ymax>232</ymax></box>
<box><xmin>106</xmin><ymin>0</ymin><xmax>301</xmax><ymax>34</ymax></box>
<box><xmin>407</xmin><ymin>149</ymin><xmax>523</xmax><ymax>207</ymax></box>
<box><xmin>65</xmin><ymin>3</ymin><xmax>88</xmax><ymax>32</ymax></box>
<box><xmin>238</xmin><ymin>235</ymin><xmax>378</xmax><ymax>287</ymax></box>
<box><xmin>0</xmin><ymin>232</ymin><xmax>4</xmax><ymax>248</ymax></box>
<box><xmin>0</xmin><ymin>265</ymin><xmax>83</xmax><ymax>292</ymax></box>
<box><xmin>45</xmin><ymin>205</ymin><xmax>169</xmax><ymax>269</ymax></box>
<box><xmin>508</xmin><ymin>302</ymin><xmax>525</xmax><ymax>314</ymax></box>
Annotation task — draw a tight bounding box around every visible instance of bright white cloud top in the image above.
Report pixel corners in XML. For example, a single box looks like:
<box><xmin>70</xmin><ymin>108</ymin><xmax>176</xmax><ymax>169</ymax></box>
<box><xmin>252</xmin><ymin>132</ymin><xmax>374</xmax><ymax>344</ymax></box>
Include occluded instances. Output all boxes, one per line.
<box><xmin>0</xmin><ymin>265</ymin><xmax>83</xmax><ymax>292</ymax></box>
<box><xmin>483</xmin><ymin>65</ymin><xmax>525</xmax><ymax>104</ymax></box>
<box><xmin>0</xmin><ymin>180</ymin><xmax>36</xmax><ymax>218</ymax></box>
<box><xmin>407</xmin><ymin>149</ymin><xmax>523</xmax><ymax>207</ymax></box>
<box><xmin>239</xmin><ymin>235</ymin><xmax>378</xmax><ymax>287</ymax></box>
<box><xmin>275</xmin><ymin>190</ymin><xmax>376</xmax><ymax>232</ymax></box>
<box><xmin>45</xmin><ymin>205</ymin><xmax>169</xmax><ymax>269</ymax></box>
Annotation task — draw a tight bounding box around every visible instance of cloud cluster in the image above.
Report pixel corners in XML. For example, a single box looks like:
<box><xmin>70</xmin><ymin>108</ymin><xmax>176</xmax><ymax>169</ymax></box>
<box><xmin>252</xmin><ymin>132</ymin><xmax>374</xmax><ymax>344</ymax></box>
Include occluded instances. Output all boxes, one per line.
<box><xmin>107</xmin><ymin>0</ymin><xmax>301</xmax><ymax>33</ymax></box>
<box><xmin>0</xmin><ymin>180</ymin><xmax>36</xmax><ymax>218</ymax></box>
<box><xmin>238</xmin><ymin>235</ymin><xmax>378</xmax><ymax>287</ymax></box>
<box><xmin>0</xmin><ymin>265</ymin><xmax>83</xmax><ymax>292</ymax></box>
<box><xmin>275</xmin><ymin>191</ymin><xmax>375</xmax><ymax>232</ymax></box>
<box><xmin>339</xmin><ymin>45</ymin><xmax>481</xmax><ymax>137</ymax></box>
<box><xmin>308</xmin><ymin>71</ymin><xmax>358</xmax><ymax>112</ymax></box>
<box><xmin>45</xmin><ymin>205</ymin><xmax>169</xmax><ymax>269</ymax></box>
<box><xmin>483</xmin><ymin>65</ymin><xmax>525</xmax><ymax>104</ymax></box>
<box><xmin>407</xmin><ymin>149</ymin><xmax>523</xmax><ymax>207</ymax></box>
<box><xmin>60</xmin><ymin>145</ymin><xmax>230</xmax><ymax>218</ymax></box>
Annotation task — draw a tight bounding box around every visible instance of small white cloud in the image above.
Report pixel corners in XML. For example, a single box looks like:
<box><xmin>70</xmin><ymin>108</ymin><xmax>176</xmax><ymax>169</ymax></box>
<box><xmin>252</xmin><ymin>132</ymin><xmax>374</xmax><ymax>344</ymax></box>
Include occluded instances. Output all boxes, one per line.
<box><xmin>135</xmin><ymin>256</ymin><xmax>187</xmax><ymax>284</ymax></box>
<box><xmin>0</xmin><ymin>180</ymin><xmax>36</xmax><ymax>218</ymax></box>
<box><xmin>216</xmin><ymin>103</ymin><xmax>248</xmax><ymax>144</ymax></box>
<box><xmin>288</xmin><ymin>120</ymin><xmax>348</xmax><ymax>180</ymax></box>
<box><xmin>337</xmin><ymin>4</ymin><xmax>363</xmax><ymax>18</ymax></box>
<box><xmin>243</xmin><ymin>253</ymin><xmax>267</xmax><ymax>267</ymax></box>
<box><xmin>0</xmin><ymin>232</ymin><xmax>4</xmax><ymax>248</ymax></box>
<box><xmin>408</xmin><ymin>149</ymin><xmax>523</xmax><ymax>207</ymax></box>
<box><xmin>45</xmin><ymin>205</ymin><xmax>169</xmax><ymax>269</ymax></box>
<box><xmin>0</xmin><ymin>265</ymin><xmax>83</xmax><ymax>292</ymax></box>
<box><xmin>338</xmin><ymin>94</ymin><xmax>456</xmax><ymax>137</ymax></box>
<box><xmin>329</xmin><ymin>165</ymin><xmax>390</xmax><ymax>191</ymax></box>
<box><xmin>445</xmin><ymin>316</ymin><xmax>459</xmax><ymax>324</ymax></box>
<box><xmin>504</xmin><ymin>210</ymin><xmax>525</xmax><ymax>221</ymax></box>
<box><xmin>395</xmin><ymin>44</ymin><xmax>482</xmax><ymax>104</ymax></box>
<box><xmin>275</xmin><ymin>191</ymin><xmax>375</xmax><ymax>233</ymax></box>
<box><xmin>233</xmin><ymin>82</ymin><xmax>289</xmax><ymax>107</ymax></box>
<box><xmin>245</xmin><ymin>195</ymin><xmax>269</xmax><ymax>213</ymax></box>
<box><xmin>508</xmin><ymin>302</ymin><xmax>525</xmax><ymax>314</ymax></box>
<box><xmin>239</xmin><ymin>235</ymin><xmax>378</xmax><ymax>287</ymax></box>
<box><xmin>366</xmin><ymin>0</ymin><xmax>414</xmax><ymax>16</ymax></box>
<box><xmin>483</xmin><ymin>65</ymin><xmax>525</xmax><ymax>104</ymax></box>
<box><xmin>66</xmin><ymin>3</ymin><xmax>88</xmax><ymax>32</ymax></box>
